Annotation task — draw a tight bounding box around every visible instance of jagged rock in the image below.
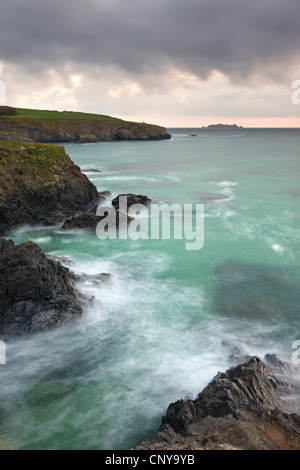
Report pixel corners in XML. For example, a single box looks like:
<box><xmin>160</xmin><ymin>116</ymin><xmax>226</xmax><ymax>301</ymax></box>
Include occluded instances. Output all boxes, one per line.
<box><xmin>112</xmin><ymin>193</ymin><xmax>151</xmax><ymax>211</ymax></box>
<box><xmin>62</xmin><ymin>205</ymin><xmax>133</xmax><ymax>231</ymax></box>
<box><xmin>135</xmin><ymin>355</ymin><xmax>300</xmax><ymax>450</ymax></box>
<box><xmin>0</xmin><ymin>238</ymin><xmax>105</xmax><ymax>337</ymax></box>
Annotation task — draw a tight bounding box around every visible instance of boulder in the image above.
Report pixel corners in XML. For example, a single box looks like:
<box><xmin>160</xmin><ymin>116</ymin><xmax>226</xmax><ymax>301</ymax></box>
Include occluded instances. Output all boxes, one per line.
<box><xmin>136</xmin><ymin>355</ymin><xmax>300</xmax><ymax>450</ymax></box>
<box><xmin>112</xmin><ymin>193</ymin><xmax>151</xmax><ymax>211</ymax></box>
<box><xmin>0</xmin><ymin>238</ymin><xmax>100</xmax><ymax>337</ymax></box>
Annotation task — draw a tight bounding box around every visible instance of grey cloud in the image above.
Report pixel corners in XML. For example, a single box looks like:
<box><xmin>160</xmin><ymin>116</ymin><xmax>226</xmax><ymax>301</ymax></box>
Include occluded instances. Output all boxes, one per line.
<box><xmin>1</xmin><ymin>0</ymin><xmax>300</xmax><ymax>83</ymax></box>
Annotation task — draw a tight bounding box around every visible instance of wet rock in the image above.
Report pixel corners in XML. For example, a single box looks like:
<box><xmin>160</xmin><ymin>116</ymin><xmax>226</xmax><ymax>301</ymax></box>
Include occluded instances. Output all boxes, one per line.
<box><xmin>136</xmin><ymin>355</ymin><xmax>300</xmax><ymax>450</ymax></box>
<box><xmin>62</xmin><ymin>205</ymin><xmax>133</xmax><ymax>231</ymax></box>
<box><xmin>112</xmin><ymin>193</ymin><xmax>151</xmax><ymax>211</ymax></box>
<box><xmin>0</xmin><ymin>238</ymin><xmax>98</xmax><ymax>337</ymax></box>
<box><xmin>221</xmin><ymin>340</ymin><xmax>253</xmax><ymax>366</ymax></box>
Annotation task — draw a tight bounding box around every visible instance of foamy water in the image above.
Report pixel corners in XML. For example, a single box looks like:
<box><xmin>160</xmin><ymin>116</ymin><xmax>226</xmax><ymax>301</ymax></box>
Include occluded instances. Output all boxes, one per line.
<box><xmin>1</xmin><ymin>128</ymin><xmax>300</xmax><ymax>449</ymax></box>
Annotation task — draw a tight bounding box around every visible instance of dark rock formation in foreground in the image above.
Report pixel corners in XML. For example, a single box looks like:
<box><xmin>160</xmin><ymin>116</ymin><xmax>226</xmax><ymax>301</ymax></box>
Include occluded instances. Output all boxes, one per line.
<box><xmin>0</xmin><ymin>238</ymin><xmax>108</xmax><ymax>337</ymax></box>
<box><xmin>0</xmin><ymin>142</ymin><xmax>101</xmax><ymax>235</ymax></box>
<box><xmin>136</xmin><ymin>354</ymin><xmax>300</xmax><ymax>450</ymax></box>
<box><xmin>0</xmin><ymin>112</ymin><xmax>171</xmax><ymax>143</ymax></box>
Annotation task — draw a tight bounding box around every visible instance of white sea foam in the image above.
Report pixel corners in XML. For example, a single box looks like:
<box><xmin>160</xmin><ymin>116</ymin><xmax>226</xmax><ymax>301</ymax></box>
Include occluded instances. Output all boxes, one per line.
<box><xmin>271</xmin><ymin>243</ymin><xmax>285</xmax><ymax>253</ymax></box>
<box><xmin>35</xmin><ymin>236</ymin><xmax>52</xmax><ymax>244</ymax></box>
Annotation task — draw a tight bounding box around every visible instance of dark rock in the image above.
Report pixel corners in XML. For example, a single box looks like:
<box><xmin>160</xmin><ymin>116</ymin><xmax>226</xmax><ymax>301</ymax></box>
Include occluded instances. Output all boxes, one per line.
<box><xmin>221</xmin><ymin>340</ymin><xmax>253</xmax><ymax>366</ymax></box>
<box><xmin>62</xmin><ymin>205</ymin><xmax>133</xmax><ymax>231</ymax></box>
<box><xmin>0</xmin><ymin>145</ymin><xmax>100</xmax><ymax>235</ymax></box>
<box><xmin>0</xmin><ymin>238</ymin><xmax>89</xmax><ymax>337</ymax></box>
<box><xmin>0</xmin><ymin>238</ymin><xmax>110</xmax><ymax>337</ymax></box>
<box><xmin>136</xmin><ymin>355</ymin><xmax>300</xmax><ymax>450</ymax></box>
<box><xmin>112</xmin><ymin>193</ymin><xmax>151</xmax><ymax>211</ymax></box>
<box><xmin>98</xmin><ymin>190</ymin><xmax>112</xmax><ymax>201</ymax></box>
<box><xmin>62</xmin><ymin>210</ymin><xmax>100</xmax><ymax>231</ymax></box>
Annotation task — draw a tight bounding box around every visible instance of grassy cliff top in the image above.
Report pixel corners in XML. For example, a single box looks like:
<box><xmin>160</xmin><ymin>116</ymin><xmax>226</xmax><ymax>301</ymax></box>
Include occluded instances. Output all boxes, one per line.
<box><xmin>0</xmin><ymin>141</ymin><xmax>72</xmax><ymax>181</ymax></box>
<box><xmin>0</xmin><ymin>106</ymin><xmax>122</xmax><ymax>122</ymax></box>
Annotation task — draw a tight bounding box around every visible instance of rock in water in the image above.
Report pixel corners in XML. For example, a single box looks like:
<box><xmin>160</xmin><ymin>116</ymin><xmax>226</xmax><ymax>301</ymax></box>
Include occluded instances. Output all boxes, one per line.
<box><xmin>112</xmin><ymin>193</ymin><xmax>151</xmax><ymax>211</ymax></box>
<box><xmin>0</xmin><ymin>142</ymin><xmax>100</xmax><ymax>235</ymax></box>
<box><xmin>136</xmin><ymin>356</ymin><xmax>300</xmax><ymax>450</ymax></box>
<box><xmin>0</xmin><ymin>238</ymin><xmax>88</xmax><ymax>337</ymax></box>
<box><xmin>62</xmin><ymin>205</ymin><xmax>134</xmax><ymax>231</ymax></box>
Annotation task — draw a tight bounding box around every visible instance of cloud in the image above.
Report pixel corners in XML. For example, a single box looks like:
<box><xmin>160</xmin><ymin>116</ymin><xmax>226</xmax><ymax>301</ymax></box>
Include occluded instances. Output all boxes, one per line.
<box><xmin>1</xmin><ymin>0</ymin><xmax>300</xmax><ymax>84</ymax></box>
<box><xmin>1</xmin><ymin>0</ymin><xmax>300</xmax><ymax>125</ymax></box>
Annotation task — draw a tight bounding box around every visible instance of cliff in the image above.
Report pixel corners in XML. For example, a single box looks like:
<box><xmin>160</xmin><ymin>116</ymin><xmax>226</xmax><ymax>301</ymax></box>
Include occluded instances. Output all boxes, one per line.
<box><xmin>0</xmin><ymin>107</ymin><xmax>171</xmax><ymax>143</ymax></box>
<box><xmin>0</xmin><ymin>141</ymin><xmax>101</xmax><ymax>234</ymax></box>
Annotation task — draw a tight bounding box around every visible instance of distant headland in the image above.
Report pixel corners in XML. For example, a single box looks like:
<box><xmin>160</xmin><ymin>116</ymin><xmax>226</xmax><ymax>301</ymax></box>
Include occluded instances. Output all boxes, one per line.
<box><xmin>0</xmin><ymin>106</ymin><xmax>171</xmax><ymax>143</ymax></box>
<box><xmin>202</xmin><ymin>123</ymin><xmax>244</xmax><ymax>129</ymax></box>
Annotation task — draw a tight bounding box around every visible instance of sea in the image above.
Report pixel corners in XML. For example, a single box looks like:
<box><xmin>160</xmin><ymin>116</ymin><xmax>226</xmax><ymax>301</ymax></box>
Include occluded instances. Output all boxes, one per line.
<box><xmin>1</xmin><ymin>128</ymin><xmax>300</xmax><ymax>449</ymax></box>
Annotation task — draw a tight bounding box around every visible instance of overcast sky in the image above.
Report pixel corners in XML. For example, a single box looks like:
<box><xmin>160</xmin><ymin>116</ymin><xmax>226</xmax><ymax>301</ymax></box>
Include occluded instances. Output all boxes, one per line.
<box><xmin>1</xmin><ymin>0</ymin><xmax>300</xmax><ymax>127</ymax></box>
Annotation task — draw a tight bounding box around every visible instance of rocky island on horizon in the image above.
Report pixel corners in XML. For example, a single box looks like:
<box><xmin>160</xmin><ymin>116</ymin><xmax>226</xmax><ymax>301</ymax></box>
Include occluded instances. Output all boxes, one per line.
<box><xmin>202</xmin><ymin>123</ymin><xmax>244</xmax><ymax>129</ymax></box>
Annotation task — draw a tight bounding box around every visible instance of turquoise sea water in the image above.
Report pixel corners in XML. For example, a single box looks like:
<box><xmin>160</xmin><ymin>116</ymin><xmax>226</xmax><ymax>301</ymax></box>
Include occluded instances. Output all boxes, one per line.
<box><xmin>1</xmin><ymin>128</ymin><xmax>300</xmax><ymax>449</ymax></box>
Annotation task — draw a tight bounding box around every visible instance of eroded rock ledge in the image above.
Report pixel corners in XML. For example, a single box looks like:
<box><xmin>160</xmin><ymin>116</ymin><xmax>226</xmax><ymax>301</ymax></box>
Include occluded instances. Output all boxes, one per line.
<box><xmin>0</xmin><ymin>238</ymin><xmax>109</xmax><ymax>337</ymax></box>
<box><xmin>135</xmin><ymin>354</ymin><xmax>300</xmax><ymax>450</ymax></box>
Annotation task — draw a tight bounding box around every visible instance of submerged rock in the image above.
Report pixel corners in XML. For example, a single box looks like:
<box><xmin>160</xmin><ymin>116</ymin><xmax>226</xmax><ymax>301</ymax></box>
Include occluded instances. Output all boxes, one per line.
<box><xmin>136</xmin><ymin>355</ymin><xmax>300</xmax><ymax>450</ymax></box>
<box><xmin>0</xmin><ymin>238</ymin><xmax>105</xmax><ymax>337</ymax></box>
<box><xmin>214</xmin><ymin>260</ymin><xmax>300</xmax><ymax>321</ymax></box>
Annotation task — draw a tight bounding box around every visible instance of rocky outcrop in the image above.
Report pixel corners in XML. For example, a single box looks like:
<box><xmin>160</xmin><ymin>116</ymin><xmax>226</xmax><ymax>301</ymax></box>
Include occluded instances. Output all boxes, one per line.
<box><xmin>62</xmin><ymin>193</ymin><xmax>150</xmax><ymax>231</ymax></box>
<box><xmin>136</xmin><ymin>354</ymin><xmax>300</xmax><ymax>450</ymax></box>
<box><xmin>0</xmin><ymin>238</ymin><xmax>109</xmax><ymax>337</ymax></box>
<box><xmin>62</xmin><ymin>204</ymin><xmax>133</xmax><ymax>231</ymax></box>
<box><xmin>0</xmin><ymin>117</ymin><xmax>171</xmax><ymax>143</ymax></box>
<box><xmin>112</xmin><ymin>194</ymin><xmax>151</xmax><ymax>211</ymax></box>
<box><xmin>0</xmin><ymin>142</ymin><xmax>101</xmax><ymax>235</ymax></box>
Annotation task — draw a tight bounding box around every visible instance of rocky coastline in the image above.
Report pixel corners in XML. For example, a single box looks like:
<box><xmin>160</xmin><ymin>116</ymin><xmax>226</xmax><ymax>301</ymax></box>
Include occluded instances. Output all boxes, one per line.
<box><xmin>135</xmin><ymin>351</ymin><xmax>300</xmax><ymax>450</ymax></box>
<box><xmin>0</xmin><ymin>108</ymin><xmax>171</xmax><ymax>143</ymax></box>
<box><xmin>0</xmin><ymin>140</ymin><xmax>151</xmax><ymax>337</ymax></box>
<box><xmin>1</xmin><ymin>130</ymin><xmax>300</xmax><ymax>450</ymax></box>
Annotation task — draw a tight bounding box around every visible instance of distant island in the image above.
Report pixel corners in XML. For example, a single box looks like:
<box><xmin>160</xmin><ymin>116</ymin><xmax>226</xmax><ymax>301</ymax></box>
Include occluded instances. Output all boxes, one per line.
<box><xmin>202</xmin><ymin>123</ymin><xmax>244</xmax><ymax>129</ymax></box>
<box><xmin>0</xmin><ymin>106</ymin><xmax>171</xmax><ymax>143</ymax></box>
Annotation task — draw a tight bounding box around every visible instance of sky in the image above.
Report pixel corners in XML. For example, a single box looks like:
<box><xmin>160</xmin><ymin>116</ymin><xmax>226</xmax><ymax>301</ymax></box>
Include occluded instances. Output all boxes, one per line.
<box><xmin>1</xmin><ymin>0</ymin><xmax>300</xmax><ymax>127</ymax></box>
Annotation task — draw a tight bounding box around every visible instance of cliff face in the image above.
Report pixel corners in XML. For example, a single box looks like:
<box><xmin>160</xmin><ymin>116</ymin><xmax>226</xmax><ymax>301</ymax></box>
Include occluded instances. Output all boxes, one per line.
<box><xmin>0</xmin><ymin>142</ymin><xmax>100</xmax><ymax>234</ymax></box>
<box><xmin>0</xmin><ymin>239</ymin><xmax>85</xmax><ymax>336</ymax></box>
<box><xmin>0</xmin><ymin>116</ymin><xmax>171</xmax><ymax>143</ymax></box>
<box><xmin>0</xmin><ymin>238</ymin><xmax>110</xmax><ymax>337</ymax></box>
<box><xmin>136</xmin><ymin>354</ymin><xmax>300</xmax><ymax>450</ymax></box>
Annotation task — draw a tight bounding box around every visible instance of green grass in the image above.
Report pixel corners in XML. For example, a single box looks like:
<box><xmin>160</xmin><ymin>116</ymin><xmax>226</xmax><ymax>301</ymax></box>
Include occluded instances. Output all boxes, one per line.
<box><xmin>0</xmin><ymin>141</ymin><xmax>72</xmax><ymax>181</ymax></box>
<box><xmin>0</xmin><ymin>106</ymin><xmax>122</xmax><ymax>122</ymax></box>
